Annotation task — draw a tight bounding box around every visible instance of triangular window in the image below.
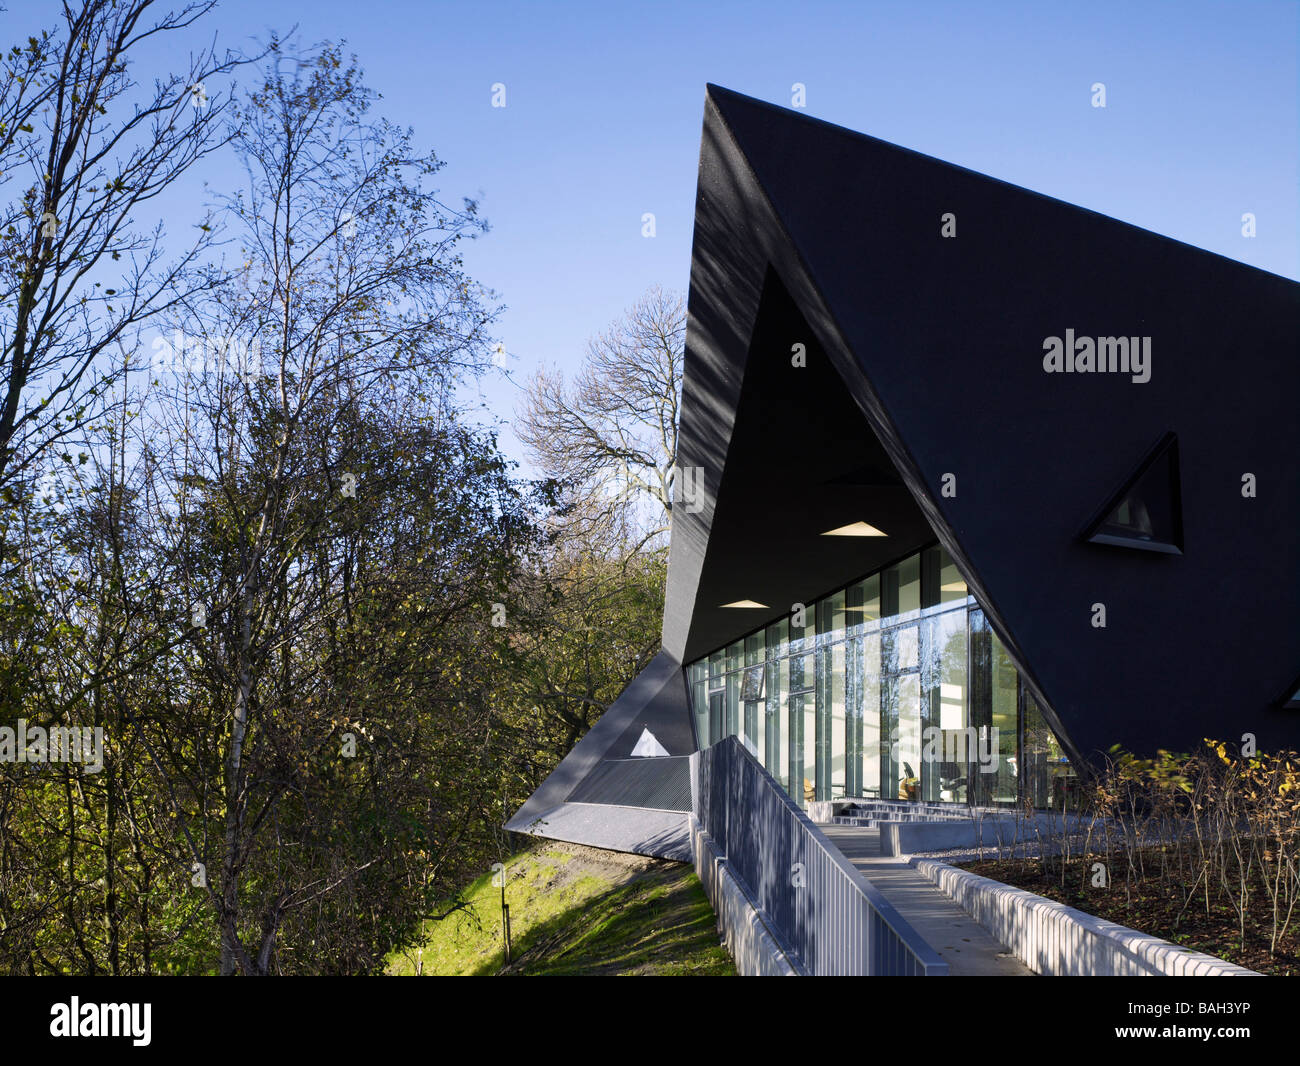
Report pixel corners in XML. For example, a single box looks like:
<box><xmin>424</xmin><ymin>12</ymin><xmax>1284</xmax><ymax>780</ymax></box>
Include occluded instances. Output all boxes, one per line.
<box><xmin>629</xmin><ymin>727</ymin><xmax>670</xmax><ymax>758</ymax></box>
<box><xmin>1083</xmin><ymin>432</ymin><xmax>1183</xmax><ymax>554</ymax></box>
<box><xmin>1282</xmin><ymin>678</ymin><xmax>1300</xmax><ymax>711</ymax></box>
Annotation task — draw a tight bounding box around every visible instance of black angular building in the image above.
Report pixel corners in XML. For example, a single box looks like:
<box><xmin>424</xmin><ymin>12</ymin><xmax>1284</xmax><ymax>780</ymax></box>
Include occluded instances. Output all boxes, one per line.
<box><xmin>507</xmin><ymin>85</ymin><xmax>1300</xmax><ymax>860</ymax></box>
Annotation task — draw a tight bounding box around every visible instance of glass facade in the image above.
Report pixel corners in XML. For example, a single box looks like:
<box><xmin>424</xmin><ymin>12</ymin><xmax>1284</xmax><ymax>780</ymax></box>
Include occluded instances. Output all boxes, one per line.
<box><xmin>686</xmin><ymin>543</ymin><xmax>1078</xmax><ymax>808</ymax></box>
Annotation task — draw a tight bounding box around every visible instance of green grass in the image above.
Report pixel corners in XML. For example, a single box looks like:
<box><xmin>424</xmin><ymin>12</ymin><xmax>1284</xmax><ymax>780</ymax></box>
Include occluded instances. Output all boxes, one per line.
<box><xmin>386</xmin><ymin>844</ymin><xmax>735</xmax><ymax>976</ymax></box>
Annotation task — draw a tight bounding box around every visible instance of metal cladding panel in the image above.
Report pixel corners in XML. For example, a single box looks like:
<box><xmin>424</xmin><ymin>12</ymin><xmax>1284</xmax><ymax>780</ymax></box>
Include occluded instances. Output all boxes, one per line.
<box><xmin>509</xmin><ymin>803</ymin><xmax>692</xmax><ymax>863</ymax></box>
<box><xmin>505</xmin><ymin>649</ymin><xmax>692</xmax><ymax>834</ymax></box>
<box><xmin>567</xmin><ymin>757</ymin><xmax>692</xmax><ymax>812</ymax></box>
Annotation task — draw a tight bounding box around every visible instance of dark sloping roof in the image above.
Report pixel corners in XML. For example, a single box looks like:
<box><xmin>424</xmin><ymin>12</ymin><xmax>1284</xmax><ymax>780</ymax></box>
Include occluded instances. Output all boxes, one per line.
<box><xmin>666</xmin><ymin>85</ymin><xmax>1299</xmax><ymax>762</ymax></box>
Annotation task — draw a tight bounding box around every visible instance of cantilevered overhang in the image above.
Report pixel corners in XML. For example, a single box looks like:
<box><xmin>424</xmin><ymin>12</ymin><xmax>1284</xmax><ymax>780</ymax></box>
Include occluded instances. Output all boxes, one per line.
<box><xmin>675</xmin><ymin>265</ymin><xmax>938</xmax><ymax>660</ymax></box>
<box><xmin>505</xmin><ymin>649</ymin><xmax>694</xmax><ymax>860</ymax></box>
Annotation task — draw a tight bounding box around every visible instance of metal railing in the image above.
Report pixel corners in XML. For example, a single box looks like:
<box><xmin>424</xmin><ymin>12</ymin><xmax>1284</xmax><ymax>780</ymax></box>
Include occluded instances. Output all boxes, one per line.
<box><xmin>692</xmin><ymin>736</ymin><xmax>948</xmax><ymax>975</ymax></box>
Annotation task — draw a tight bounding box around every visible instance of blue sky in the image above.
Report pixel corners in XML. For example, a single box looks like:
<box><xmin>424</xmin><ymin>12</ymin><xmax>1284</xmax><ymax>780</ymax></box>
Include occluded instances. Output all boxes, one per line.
<box><xmin>7</xmin><ymin>0</ymin><xmax>1297</xmax><ymax>471</ymax></box>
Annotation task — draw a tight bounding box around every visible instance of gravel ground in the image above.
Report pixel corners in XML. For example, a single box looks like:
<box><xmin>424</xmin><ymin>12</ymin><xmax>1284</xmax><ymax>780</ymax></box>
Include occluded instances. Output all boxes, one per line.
<box><xmin>912</xmin><ymin>835</ymin><xmax>1097</xmax><ymax>865</ymax></box>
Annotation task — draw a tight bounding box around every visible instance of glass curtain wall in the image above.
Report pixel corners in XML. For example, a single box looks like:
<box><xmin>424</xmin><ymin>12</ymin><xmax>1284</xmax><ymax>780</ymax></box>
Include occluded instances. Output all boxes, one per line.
<box><xmin>1023</xmin><ymin>691</ymin><xmax>1080</xmax><ymax>809</ymax></box>
<box><xmin>687</xmin><ymin>543</ymin><xmax>1075</xmax><ymax>809</ymax></box>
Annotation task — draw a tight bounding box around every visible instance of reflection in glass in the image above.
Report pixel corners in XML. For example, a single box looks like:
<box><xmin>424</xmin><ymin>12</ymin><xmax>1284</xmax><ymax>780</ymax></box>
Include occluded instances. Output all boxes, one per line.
<box><xmin>766</xmin><ymin>619</ymin><xmax>788</xmax><ymax>784</ymax></box>
<box><xmin>846</xmin><ymin>634</ymin><xmax>862</xmax><ymax>796</ymax></box>
<box><xmin>766</xmin><ymin>618</ymin><xmax>789</xmax><ymax>660</ymax></box>
<box><xmin>726</xmin><ymin>669</ymin><xmax>740</xmax><ymax>739</ymax></box>
<box><xmin>684</xmin><ymin>543</ymin><xmax>1076</xmax><ymax>812</ymax></box>
<box><xmin>862</xmin><ymin>631</ymin><xmax>881</xmax><ymax>799</ymax></box>
<box><xmin>741</xmin><ymin>664</ymin><xmax>764</xmax><ymax>758</ymax></box>
<box><xmin>689</xmin><ymin>661</ymin><xmax>708</xmax><ymax>750</ymax></box>
<box><xmin>708</xmin><ymin>689</ymin><xmax>725</xmax><ymax>747</ymax></box>
<box><xmin>938</xmin><ymin>546</ymin><xmax>967</xmax><ymax>603</ymax></box>
<box><xmin>830</xmin><ymin>642</ymin><xmax>846</xmax><ymax>797</ymax></box>
<box><xmin>896</xmin><ymin>673</ymin><xmax>922</xmax><ymax>800</ymax></box>
<box><xmin>788</xmin><ymin>691</ymin><xmax>814</xmax><ymax>808</ymax></box>
<box><xmin>790</xmin><ymin>651</ymin><xmax>813</xmax><ymax>693</ymax></box>
<box><xmin>815</xmin><ymin>644</ymin><xmax>829</xmax><ymax>801</ymax></box>
<box><xmin>787</xmin><ymin>645</ymin><xmax>815</xmax><ymax>806</ymax></box>
<box><xmin>818</xmin><ymin>591</ymin><xmax>846</xmax><ymax>646</ymax></box>
<box><xmin>898</xmin><ymin>554</ymin><xmax>921</xmax><ymax>615</ymax></box>
<box><xmin>897</xmin><ymin>626</ymin><xmax>919</xmax><ymax>670</ymax></box>
<box><xmin>725</xmin><ymin>639</ymin><xmax>743</xmax><ymax>673</ymax></box>
<box><xmin>804</xmin><ymin>692</ymin><xmax>817</xmax><ymax>807</ymax></box>
<box><xmin>707</xmin><ymin>650</ymin><xmax>724</xmax><ymax>745</ymax></box>
<box><xmin>742</xmin><ymin>632</ymin><xmax>764</xmax><ymax>757</ymax></box>
<box><xmin>922</xmin><ymin>607</ymin><xmax>968</xmax><ymax>802</ymax></box>
<box><xmin>848</xmin><ymin>574</ymin><xmax>882</xmax><ymax>625</ymax></box>
<box><xmin>774</xmin><ymin>656</ymin><xmax>790</xmax><ymax>788</ymax></box>
<box><xmin>990</xmin><ymin>634</ymin><xmax>1018</xmax><ymax>803</ymax></box>
<box><xmin>1023</xmin><ymin>691</ymin><xmax>1078</xmax><ymax>809</ymax></box>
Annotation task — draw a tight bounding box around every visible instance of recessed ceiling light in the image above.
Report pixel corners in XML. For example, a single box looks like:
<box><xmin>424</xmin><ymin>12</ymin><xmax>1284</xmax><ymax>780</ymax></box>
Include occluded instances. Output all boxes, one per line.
<box><xmin>940</xmin><ymin>581</ymin><xmax>968</xmax><ymax>592</ymax></box>
<box><xmin>720</xmin><ymin>599</ymin><xmax>768</xmax><ymax>608</ymax></box>
<box><xmin>820</xmin><ymin>521</ymin><xmax>888</xmax><ymax>537</ymax></box>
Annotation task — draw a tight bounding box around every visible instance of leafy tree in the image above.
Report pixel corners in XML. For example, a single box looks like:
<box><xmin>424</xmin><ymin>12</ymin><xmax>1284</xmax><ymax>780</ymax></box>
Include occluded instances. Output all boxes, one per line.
<box><xmin>0</xmin><ymin>36</ymin><xmax>543</xmax><ymax>976</ymax></box>
<box><xmin>495</xmin><ymin>546</ymin><xmax>666</xmax><ymax>812</ymax></box>
<box><xmin>0</xmin><ymin>14</ymin><xmax>677</xmax><ymax>977</ymax></box>
<box><xmin>135</xmin><ymin>41</ymin><xmax>504</xmax><ymax>974</ymax></box>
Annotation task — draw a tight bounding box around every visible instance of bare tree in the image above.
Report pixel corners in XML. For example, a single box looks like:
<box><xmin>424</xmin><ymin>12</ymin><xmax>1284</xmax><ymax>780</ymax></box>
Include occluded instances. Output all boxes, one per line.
<box><xmin>516</xmin><ymin>285</ymin><xmax>684</xmax><ymax>553</ymax></box>
<box><xmin>0</xmin><ymin>0</ymin><xmax>250</xmax><ymax>492</ymax></box>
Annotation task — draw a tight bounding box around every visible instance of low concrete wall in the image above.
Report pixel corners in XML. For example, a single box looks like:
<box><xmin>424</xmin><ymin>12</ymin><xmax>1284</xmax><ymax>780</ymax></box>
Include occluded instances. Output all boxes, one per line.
<box><xmin>690</xmin><ymin>817</ymin><xmax>800</xmax><ymax>976</ymax></box>
<box><xmin>879</xmin><ymin>811</ymin><xmax>1094</xmax><ymax>857</ymax></box>
<box><xmin>913</xmin><ymin>858</ymin><xmax>1260</xmax><ymax>976</ymax></box>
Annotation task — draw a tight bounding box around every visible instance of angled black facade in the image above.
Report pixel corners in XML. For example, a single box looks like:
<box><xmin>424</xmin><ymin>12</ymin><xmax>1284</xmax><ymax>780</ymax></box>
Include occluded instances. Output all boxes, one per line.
<box><xmin>508</xmin><ymin>85</ymin><xmax>1300</xmax><ymax>850</ymax></box>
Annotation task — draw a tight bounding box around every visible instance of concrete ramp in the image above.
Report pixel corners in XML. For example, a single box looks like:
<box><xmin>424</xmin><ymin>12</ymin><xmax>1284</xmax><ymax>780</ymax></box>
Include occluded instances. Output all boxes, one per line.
<box><xmin>820</xmin><ymin>824</ymin><xmax>1032</xmax><ymax>977</ymax></box>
